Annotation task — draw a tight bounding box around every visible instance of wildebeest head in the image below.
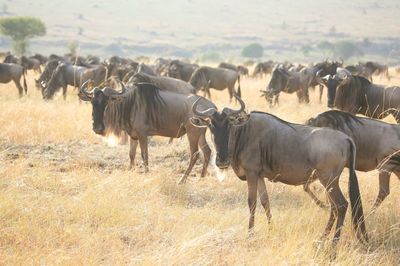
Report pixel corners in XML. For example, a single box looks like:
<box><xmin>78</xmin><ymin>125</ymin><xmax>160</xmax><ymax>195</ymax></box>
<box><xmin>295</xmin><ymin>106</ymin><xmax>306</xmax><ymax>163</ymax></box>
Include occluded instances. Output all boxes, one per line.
<box><xmin>190</xmin><ymin>94</ymin><xmax>249</xmax><ymax>168</ymax></box>
<box><xmin>78</xmin><ymin>80</ymin><xmax>126</xmax><ymax>135</ymax></box>
<box><xmin>36</xmin><ymin>60</ymin><xmax>61</xmax><ymax>91</ymax></box>
<box><xmin>262</xmin><ymin>66</ymin><xmax>288</xmax><ymax>104</ymax></box>
<box><xmin>189</xmin><ymin>68</ymin><xmax>209</xmax><ymax>93</ymax></box>
<box><xmin>316</xmin><ymin>70</ymin><xmax>339</xmax><ymax>108</ymax></box>
<box><xmin>42</xmin><ymin>63</ymin><xmax>68</xmax><ymax>99</ymax></box>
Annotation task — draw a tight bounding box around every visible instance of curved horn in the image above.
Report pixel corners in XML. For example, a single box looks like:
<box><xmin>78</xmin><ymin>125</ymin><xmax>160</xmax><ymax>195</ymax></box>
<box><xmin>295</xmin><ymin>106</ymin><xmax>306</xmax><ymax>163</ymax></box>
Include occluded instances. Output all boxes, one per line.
<box><xmin>79</xmin><ymin>79</ymin><xmax>94</xmax><ymax>100</ymax></box>
<box><xmin>102</xmin><ymin>87</ymin><xmax>126</xmax><ymax>98</ymax></box>
<box><xmin>119</xmin><ymin>80</ymin><xmax>127</xmax><ymax>93</ymax></box>
<box><xmin>223</xmin><ymin>94</ymin><xmax>246</xmax><ymax>116</ymax></box>
<box><xmin>227</xmin><ymin>94</ymin><xmax>246</xmax><ymax>115</ymax></box>
<box><xmin>192</xmin><ymin>97</ymin><xmax>217</xmax><ymax>117</ymax></box>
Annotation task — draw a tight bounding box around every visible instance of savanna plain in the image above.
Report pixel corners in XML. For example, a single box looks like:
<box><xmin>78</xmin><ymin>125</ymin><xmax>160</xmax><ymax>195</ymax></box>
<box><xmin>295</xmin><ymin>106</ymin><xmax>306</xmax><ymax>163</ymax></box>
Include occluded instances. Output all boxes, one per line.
<box><xmin>0</xmin><ymin>69</ymin><xmax>399</xmax><ymax>265</ymax></box>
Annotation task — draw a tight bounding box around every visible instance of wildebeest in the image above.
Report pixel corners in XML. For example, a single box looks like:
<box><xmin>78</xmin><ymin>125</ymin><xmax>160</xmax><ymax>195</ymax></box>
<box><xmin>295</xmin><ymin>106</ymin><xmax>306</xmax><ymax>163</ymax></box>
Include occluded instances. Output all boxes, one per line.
<box><xmin>78</xmin><ymin>81</ymin><xmax>214</xmax><ymax>183</ymax></box>
<box><xmin>322</xmin><ymin>68</ymin><xmax>400</xmax><ymax>123</ymax></box>
<box><xmin>190</xmin><ymin>95</ymin><xmax>368</xmax><ymax>245</ymax></box>
<box><xmin>0</xmin><ymin>63</ymin><xmax>28</xmax><ymax>97</ymax></box>
<box><xmin>35</xmin><ymin>60</ymin><xmax>60</xmax><ymax>90</ymax></box>
<box><xmin>261</xmin><ymin>65</ymin><xmax>311</xmax><ymax>105</ymax></box>
<box><xmin>189</xmin><ymin>66</ymin><xmax>241</xmax><ymax>101</ymax></box>
<box><xmin>137</xmin><ymin>63</ymin><xmax>157</xmax><ymax>76</ymax></box>
<box><xmin>167</xmin><ymin>60</ymin><xmax>198</xmax><ymax>82</ymax></box>
<box><xmin>252</xmin><ymin>61</ymin><xmax>274</xmax><ymax>77</ymax></box>
<box><xmin>154</xmin><ymin>58</ymin><xmax>171</xmax><ymax>75</ymax></box>
<box><xmin>31</xmin><ymin>53</ymin><xmax>48</xmax><ymax>65</ymax></box>
<box><xmin>20</xmin><ymin>56</ymin><xmax>42</xmax><ymax>74</ymax></box>
<box><xmin>306</xmin><ymin>110</ymin><xmax>400</xmax><ymax>209</ymax></box>
<box><xmin>43</xmin><ymin>63</ymin><xmax>107</xmax><ymax>100</ymax></box>
<box><xmin>364</xmin><ymin>61</ymin><xmax>390</xmax><ymax>81</ymax></box>
<box><xmin>218</xmin><ymin>62</ymin><xmax>249</xmax><ymax>76</ymax></box>
<box><xmin>3</xmin><ymin>54</ymin><xmax>19</xmax><ymax>64</ymax></box>
<box><xmin>128</xmin><ymin>72</ymin><xmax>195</xmax><ymax>95</ymax></box>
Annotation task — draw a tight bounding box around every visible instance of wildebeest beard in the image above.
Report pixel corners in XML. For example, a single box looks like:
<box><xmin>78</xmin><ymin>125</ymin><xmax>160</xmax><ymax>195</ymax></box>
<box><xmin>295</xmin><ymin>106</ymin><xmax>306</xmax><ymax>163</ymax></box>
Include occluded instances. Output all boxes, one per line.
<box><xmin>103</xmin><ymin>84</ymin><xmax>166</xmax><ymax>136</ymax></box>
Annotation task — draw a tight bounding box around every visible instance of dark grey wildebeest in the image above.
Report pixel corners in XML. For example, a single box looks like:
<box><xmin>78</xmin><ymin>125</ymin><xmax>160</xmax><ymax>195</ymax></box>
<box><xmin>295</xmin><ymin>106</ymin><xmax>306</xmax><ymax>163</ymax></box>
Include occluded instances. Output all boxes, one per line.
<box><xmin>261</xmin><ymin>65</ymin><xmax>311</xmax><ymax>106</ymax></box>
<box><xmin>189</xmin><ymin>66</ymin><xmax>241</xmax><ymax>101</ymax></box>
<box><xmin>128</xmin><ymin>72</ymin><xmax>196</xmax><ymax>144</ymax></box>
<box><xmin>20</xmin><ymin>56</ymin><xmax>42</xmax><ymax>74</ymax></box>
<box><xmin>78</xmin><ymin>81</ymin><xmax>214</xmax><ymax>184</ymax></box>
<box><xmin>0</xmin><ymin>63</ymin><xmax>27</xmax><ymax>97</ymax></box>
<box><xmin>306</xmin><ymin>110</ymin><xmax>400</xmax><ymax>209</ymax></box>
<box><xmin>324</xmin><ymin>68</ymin><xmax>400</xmax><ymax>123</ymax></box>
<box><xmin>364</xmin><ymin>61</ymin><xmax>390</xmax><ymax>81</ymax></box>
<box><xmin>252</xmin><ymin>61</ymin><xmax>274</xmax><ymax>78</ymax></box>
<box><xmin>167</xmin><ymin>60</ymin><xmax>198</xmax><ymax>82</ymax></box>
<box><xmin>128</xmin><ymin>72</ymin><xmax>195</xmax><ymax>95</ymax></box>
<box><xmin>43</xmin><ymin>63</ymin><xmax>107</xmax><ymax>100</ymax></box>
<box><xmin>190</xmin><ymin>96</ymin><xmax>368</xmax><ymax>246</ymax></box>
<box><xmin>35</xmin><ymin>60</ymin><xmax>60</xmax><ymax>90</ymax></box>
<box><xmin>218</xmin><ymin>62</ymin><xmax>249</xmax><ymax>76</ymax></box>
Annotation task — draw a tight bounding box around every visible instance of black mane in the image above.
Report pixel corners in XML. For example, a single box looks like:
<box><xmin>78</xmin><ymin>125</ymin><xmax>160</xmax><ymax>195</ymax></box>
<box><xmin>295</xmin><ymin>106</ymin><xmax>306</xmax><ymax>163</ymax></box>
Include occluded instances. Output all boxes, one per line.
<box><xmin>250</xmin><ymin>111</ymin><xmax>297</xmax><ymax>130</ymax></box>
<box><xmin>104</xmin><ymin>82</ymin><xmax>165</xmax><ymax>135</ymax></box>
<box><xmin>317</xmin><ymin>110</ymin><xmax>364</xmax><ymax>131</ymax></box>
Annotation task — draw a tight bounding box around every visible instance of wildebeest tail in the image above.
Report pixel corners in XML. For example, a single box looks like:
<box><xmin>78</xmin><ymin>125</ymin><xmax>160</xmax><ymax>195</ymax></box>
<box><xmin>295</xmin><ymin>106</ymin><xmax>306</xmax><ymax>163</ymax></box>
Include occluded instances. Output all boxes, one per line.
<box><xmin>347</xmin><ymin>139</ymin><xmax>368</xmax><ymax>243</ymax></box>
<box><xmin>236</xmin><ymin>75</ymin><xmax>241</xmax><ymax>98</ymax></box>
<box><xmin>22</xmin><ymin>67</ymin><xmax>28</xmax><ymax>94</ymax></box>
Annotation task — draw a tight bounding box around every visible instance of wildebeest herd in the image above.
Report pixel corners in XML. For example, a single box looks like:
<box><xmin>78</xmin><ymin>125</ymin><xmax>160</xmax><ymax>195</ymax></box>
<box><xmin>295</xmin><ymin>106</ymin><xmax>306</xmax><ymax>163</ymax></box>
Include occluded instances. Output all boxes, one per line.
<box><xmin>1</xmin><ymin>52</ymin><xmax>399</xmax><ymax>255</ymax></box>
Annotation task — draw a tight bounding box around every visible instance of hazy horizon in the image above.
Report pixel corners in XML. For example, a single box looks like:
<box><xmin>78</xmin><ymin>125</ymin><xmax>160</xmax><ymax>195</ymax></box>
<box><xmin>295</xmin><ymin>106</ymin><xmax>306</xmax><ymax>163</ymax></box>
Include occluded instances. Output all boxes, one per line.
<box><xmin>1</xmin><ymin>0</ymin><xmax>400</xmax><ymax>62</ymax></box>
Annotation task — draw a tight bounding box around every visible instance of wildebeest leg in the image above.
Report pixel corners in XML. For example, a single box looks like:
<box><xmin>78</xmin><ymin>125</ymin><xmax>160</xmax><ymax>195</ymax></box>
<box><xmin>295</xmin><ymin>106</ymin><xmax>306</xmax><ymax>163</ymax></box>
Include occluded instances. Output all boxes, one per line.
<box><xmin>167</xmin><ymin>137</ymin><xmax>174</xmax><ymax>144</ymax></box>
<box><xmin>138</xmin><ymin>135</ymin><xmax>149</xmax><ymax>172</ymax></box>
<box><xmin>319</xmin><ymin>84</ymin><xmax>323</xmax><ymax>103</ymax></box>
<box><xmin>372</xmin><ymin>171</ymin><xmax>391</xmax><ymax>209</ymax></box>
<box><xmin>322</xmin><ymin>178</ymin><xmax>348</xmax><ymax>245</ymax></box>
<box><xmin>129</xmin><ymin>138</ymin><xmax>138</xmax><ymax>169</ymax></box>
<box><xmin>62</xmin><ymin>85</ymin><xmax>68</xmax><ymax>100</ymax></box>
<box><xmin>257</xmin><ymin>177</ymin><xmax>272</xmax><ymax>223</ymax></box>
<box><xmin>274</xmin><ymin>94</ymin><xmax>280</xmax><ymax>106</ymax></box>
<box><xmin>198</xmin><ymin>132</ymin><xmax>211</xmax><ymax>177</ymax></box>
<box><xmin>304</xmin><ymin>87</ymin><xmax>310</xmax><ymax>104</ymax></box>
<box><xmin>303</xmin><ymin>183</ymin><xmax>329</xmax><ymax>208</ymax></box>
<box><xmin>247</xmin><ymin>173</ymin><xmax>258</xmax><ymax>231</ymax></box>
<box><xmin>178</xmin><ymin>131</ymin><xmax>201</xmax><ymax>184</ymax></box>
<box><xmin>206</xmin><ymin>88</ymin><xmax>212</xmax><ymax>100</ymax></box>
<box><xmin>14</xmin><ymin>79</ymin><xmax>24</xmax><ymax>98</ymax></box>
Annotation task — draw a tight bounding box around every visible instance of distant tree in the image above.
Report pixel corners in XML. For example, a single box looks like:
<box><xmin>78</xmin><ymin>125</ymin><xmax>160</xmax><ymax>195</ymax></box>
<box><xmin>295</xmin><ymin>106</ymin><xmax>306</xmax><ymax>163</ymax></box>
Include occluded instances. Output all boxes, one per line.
<box><xmin>68</xmin><ymin>41</ymin><xmax>78</xmax><ymax>56</ymax></box>
<box><xmin>241</xmin><ymin>43</ymin><xmax>264</xmax><ymax>58</ymax></box>
<box><xmin>328</xmin><ymin>26</ymin><xmax>336</xmax><ymax>36</ymax></box>
<box><xmin>0</xmin><ymin>16</ymin><xmax>46</xmax><ymax>55</ymax></box>
<box><xmin>300</xmin><ymin>44</ymin><xmax>313</xmax><ymax>57</ymax></box>
<box><xmin>333</xmin><ymin>41</ymin><xmax>363</xmax><ymax>60</ymax></box>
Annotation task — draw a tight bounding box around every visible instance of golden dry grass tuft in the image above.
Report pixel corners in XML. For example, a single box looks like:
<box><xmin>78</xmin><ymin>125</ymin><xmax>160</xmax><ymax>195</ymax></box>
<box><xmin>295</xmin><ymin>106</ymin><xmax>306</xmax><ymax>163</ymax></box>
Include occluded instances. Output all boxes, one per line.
<box><xmin>0</xmin><ymin>71</ymin><xmax>399</xmax><ymax>265</ymax></box>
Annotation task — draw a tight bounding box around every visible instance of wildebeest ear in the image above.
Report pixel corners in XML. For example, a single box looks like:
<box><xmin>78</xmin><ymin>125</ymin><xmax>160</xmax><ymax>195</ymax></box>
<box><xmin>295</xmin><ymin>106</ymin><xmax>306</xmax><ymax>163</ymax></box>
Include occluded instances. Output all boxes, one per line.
<box><xmin>190</xmin><ymin>117</ymin><xmax>209</xmax><ymax>128</ymax></box>
<box><xmin>229</xmin><ymin>113</ymin><xmax>249</xmax><ymax>126</ymax></box>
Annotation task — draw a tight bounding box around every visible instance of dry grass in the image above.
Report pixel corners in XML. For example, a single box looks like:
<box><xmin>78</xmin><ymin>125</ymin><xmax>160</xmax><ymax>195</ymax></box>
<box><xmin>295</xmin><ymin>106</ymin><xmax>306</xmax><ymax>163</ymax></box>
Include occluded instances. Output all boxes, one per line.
<box><xmin>0</xmin><ymin>71</ymin><xmax>399</xmax><ymax>265</ymax></box>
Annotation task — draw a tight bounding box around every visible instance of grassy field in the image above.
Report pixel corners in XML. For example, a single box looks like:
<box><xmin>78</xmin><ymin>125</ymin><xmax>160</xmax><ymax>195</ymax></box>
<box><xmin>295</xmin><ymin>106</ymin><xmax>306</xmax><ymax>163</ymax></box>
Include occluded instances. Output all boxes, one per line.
<box><xmin>0</xmin><ymin>70</ymin><xmax>399</xmax><ymax>265</ymax></box>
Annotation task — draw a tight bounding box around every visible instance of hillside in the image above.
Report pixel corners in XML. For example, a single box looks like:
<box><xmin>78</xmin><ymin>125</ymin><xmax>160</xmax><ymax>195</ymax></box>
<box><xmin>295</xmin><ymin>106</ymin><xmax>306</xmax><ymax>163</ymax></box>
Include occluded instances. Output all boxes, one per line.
<box><xmin>1</xmin><ymin>0</ymin><xmax>400</xmax><ymax>62</ymax></box>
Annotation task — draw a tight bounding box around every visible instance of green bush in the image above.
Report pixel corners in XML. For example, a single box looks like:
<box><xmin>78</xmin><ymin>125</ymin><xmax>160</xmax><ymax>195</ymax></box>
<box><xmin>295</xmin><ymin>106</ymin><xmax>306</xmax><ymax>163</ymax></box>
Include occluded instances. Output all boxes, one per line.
<box><xmin>241</xmin><ymin>43</ymin><xmax>263</xmax><ymax>58</ymax></box>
